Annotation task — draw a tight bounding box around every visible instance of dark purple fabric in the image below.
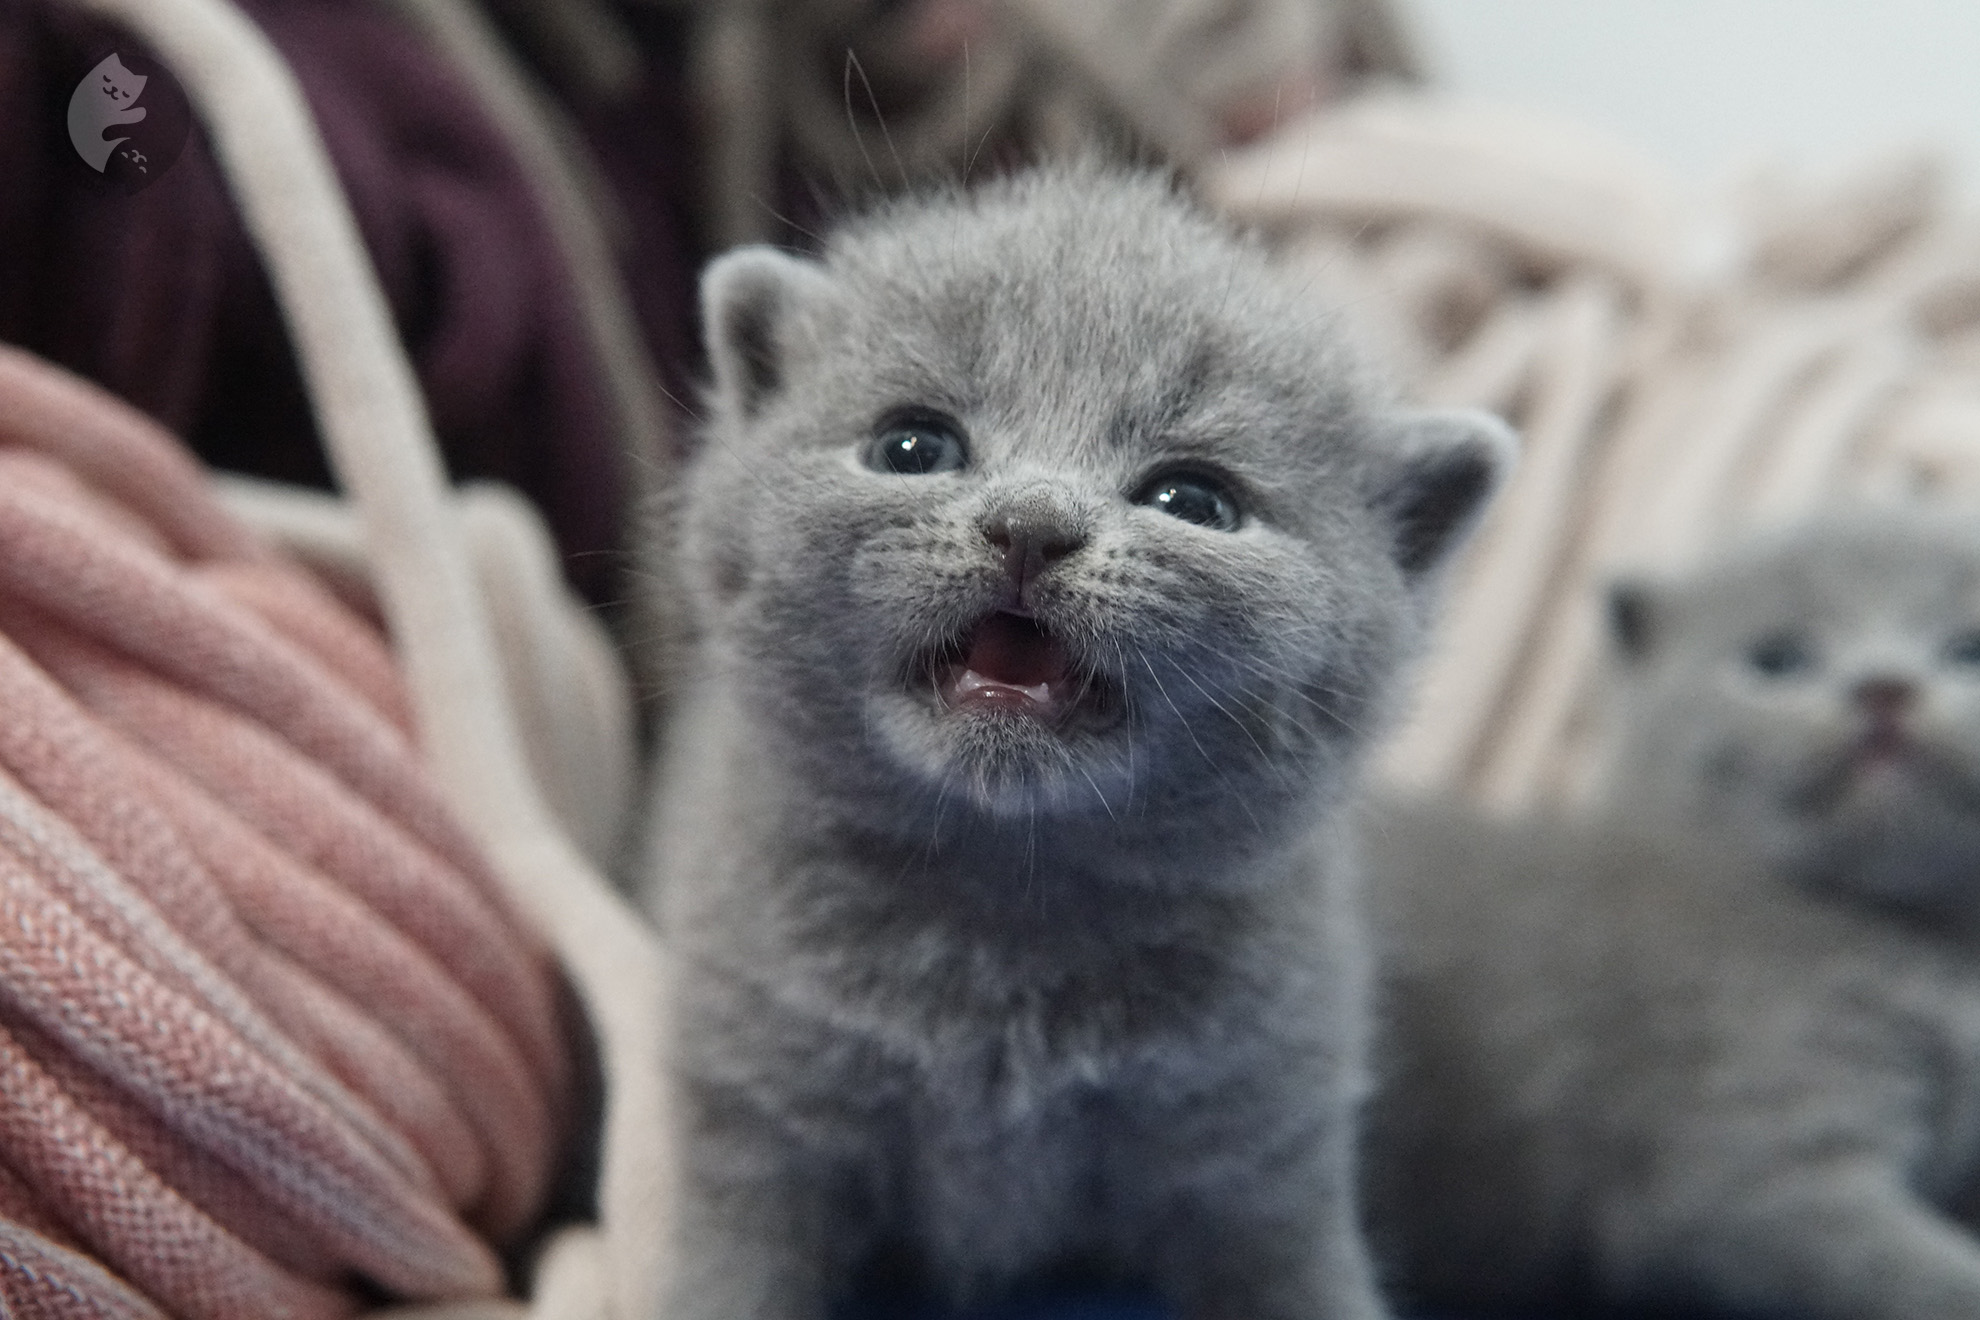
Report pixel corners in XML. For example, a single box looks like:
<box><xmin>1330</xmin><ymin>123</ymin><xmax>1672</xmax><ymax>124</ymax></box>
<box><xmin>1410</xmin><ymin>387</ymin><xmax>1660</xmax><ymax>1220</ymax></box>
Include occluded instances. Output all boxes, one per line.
<box><xmin>0</xmin><ymin>0</ymin><xmax>705</xmax><ymax>602</ymax></box>
<box><xmin>559</xmin><ymin>4</ymin><xmax>708</xmax><ymax>445</ymax></box>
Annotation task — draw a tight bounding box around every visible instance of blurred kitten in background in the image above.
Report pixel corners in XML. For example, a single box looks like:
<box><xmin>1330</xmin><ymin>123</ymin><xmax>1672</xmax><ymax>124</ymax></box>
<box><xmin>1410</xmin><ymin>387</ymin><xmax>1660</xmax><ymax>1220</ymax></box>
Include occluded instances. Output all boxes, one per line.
<box><xmin>1606</xmin><ymin>513</ymin><xmax>1980</xmax><ymax>923</ymax></box>
<box><xmin>1364</xmin><ymin>511</ymin><xmax>1980</xmax><ymax>1320</ymax></box>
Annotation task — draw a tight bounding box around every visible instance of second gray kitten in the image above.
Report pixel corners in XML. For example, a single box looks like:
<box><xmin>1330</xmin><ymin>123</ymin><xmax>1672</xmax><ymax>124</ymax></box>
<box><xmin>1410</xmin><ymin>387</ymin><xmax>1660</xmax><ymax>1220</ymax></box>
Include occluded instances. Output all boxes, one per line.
<box><xmin>1366</xmin><ymin>512</ymin><xmax>1980</xmax><ymax>1320</ymax></box>
<box><xmin>1609</xmin><ymin>513</ymin><xmax>1980</xmax><ymax>923</ymax></box>
<box><xmin>642</xmin><ymin>166</ymin><xmax>1513</xmax><ymax>1320</ymax></box>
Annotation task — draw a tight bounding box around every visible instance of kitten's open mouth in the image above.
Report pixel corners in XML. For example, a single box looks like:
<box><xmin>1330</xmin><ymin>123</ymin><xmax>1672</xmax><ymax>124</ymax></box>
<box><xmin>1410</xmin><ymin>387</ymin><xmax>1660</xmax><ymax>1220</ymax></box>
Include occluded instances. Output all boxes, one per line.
<box><xmin>1796</xmin><ymin>731</ymin><xmax>1980</xmax><ymax>813</ymax></box>
<box><xmin>919</xmin><ymin>612</ymin><xmax>1109</xmax><ymax>724</ymax></box>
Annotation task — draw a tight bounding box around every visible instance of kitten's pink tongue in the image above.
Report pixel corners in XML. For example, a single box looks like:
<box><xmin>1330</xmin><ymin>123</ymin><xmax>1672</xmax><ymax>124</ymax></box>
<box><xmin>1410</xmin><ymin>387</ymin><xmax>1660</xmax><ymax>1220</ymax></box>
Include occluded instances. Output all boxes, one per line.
<box><xmin>944</xmin><ymin>612</ymin><xmax>1072</xmax><ymax>716</ymax></box>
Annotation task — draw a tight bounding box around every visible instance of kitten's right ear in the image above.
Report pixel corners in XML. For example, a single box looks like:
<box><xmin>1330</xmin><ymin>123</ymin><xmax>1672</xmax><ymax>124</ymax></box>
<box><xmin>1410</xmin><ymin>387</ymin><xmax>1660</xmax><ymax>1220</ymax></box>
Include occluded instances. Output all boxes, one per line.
<box><xmin>1607</xmin><ymin>579</ymin><xmax>1664</xmax><ymax>663</ymax></box>
<box><xmin>1368</xmin><ymin>408</ymin><xmax>1520</xmax><ymax>577</ymax></box>
<box><xmin>700</xmin><ymin>246</ymin><xmax>833</xmax><ymax>419</ymax></box>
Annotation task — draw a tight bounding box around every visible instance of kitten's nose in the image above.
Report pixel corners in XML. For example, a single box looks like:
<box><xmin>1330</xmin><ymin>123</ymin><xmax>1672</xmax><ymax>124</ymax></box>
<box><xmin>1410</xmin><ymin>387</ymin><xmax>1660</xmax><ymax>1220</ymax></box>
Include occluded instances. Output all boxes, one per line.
<box><xmin>1853</xmin><ymin>676</ymin><xmax>1915</xmax><ymax>719</ymax></box>
<box><xmin>982</xmin><ymin>508</ymin><xmax>1086</xmax><ymax>602</ymax></box>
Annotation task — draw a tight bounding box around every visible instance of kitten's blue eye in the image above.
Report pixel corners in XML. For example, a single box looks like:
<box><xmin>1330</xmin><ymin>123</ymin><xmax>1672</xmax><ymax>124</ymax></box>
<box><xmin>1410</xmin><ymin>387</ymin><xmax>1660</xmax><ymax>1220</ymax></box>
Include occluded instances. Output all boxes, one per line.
<box><xmin>1747</xmin><ymin>632</ymin><xmax>1816</xmax><ymax>679</ymax></box>
<box><xmin>1944</xmin><ymin>629</ymin><xmax>1980</xmax><ymax>668</ymax></box>
<box><xmin>868</xmin><ymin>413</ymin><xmax>967</xmax><ymax>475</ymax></box>
<box><xmin>1135</xmin><ymin>471</ymin><xmax>1242</xmax><ymax>531</ymax></box>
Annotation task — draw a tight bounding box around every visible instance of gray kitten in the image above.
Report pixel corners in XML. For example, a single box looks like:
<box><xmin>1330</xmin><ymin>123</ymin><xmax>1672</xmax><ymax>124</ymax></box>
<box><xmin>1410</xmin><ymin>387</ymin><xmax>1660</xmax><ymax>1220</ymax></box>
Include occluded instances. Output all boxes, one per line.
<box><xmin>1609</xmin><ymin>514</ymin><xmax>1980</xmax><ymax>923</ymax></box>
<box><xmin>1365</xmin><ymin>512</ymin><xmax>1980</xmax><ymax>1320</ymax></box>
<box><xmin>642</xmin><ymin>165</ymin><xmax>1514</xmax><ymax>1320</ymax></box>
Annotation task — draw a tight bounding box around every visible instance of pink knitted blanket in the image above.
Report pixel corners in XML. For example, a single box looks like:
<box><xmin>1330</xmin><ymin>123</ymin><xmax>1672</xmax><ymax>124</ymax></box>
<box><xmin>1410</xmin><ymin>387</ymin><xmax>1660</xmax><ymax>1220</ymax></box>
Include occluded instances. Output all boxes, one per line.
<box><xmin>0</xmin><ymin>342</ymin><xmax>572</xmax><ymax>1317</ymax></box>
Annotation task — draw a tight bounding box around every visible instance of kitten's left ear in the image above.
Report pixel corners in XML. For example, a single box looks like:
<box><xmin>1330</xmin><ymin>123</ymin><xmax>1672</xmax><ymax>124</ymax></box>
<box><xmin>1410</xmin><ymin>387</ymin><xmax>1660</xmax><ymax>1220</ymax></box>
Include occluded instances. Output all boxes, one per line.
<box><xmin>1367</xmin><ymin>408</ymin><xmax>1519</xmax><ymax>577</ymax></box>
<box><xmin>1606</xmin><ymin>579</ymin><xmax>1665</xmax><ymax>663</ymax></box>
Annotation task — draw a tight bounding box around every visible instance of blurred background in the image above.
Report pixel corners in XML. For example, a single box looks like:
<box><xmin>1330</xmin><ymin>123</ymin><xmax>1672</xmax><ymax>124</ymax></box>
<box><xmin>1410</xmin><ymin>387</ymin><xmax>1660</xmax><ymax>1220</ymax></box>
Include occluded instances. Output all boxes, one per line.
<box><xmin>1412</xmin><ymin>0</ymin><xmax>1980</xmax><ymax>198</ymax></box>
<box><xmin>14</xmin><ymin>0</ymin><xmax>1980</xmax><ymax>805</ymax></box>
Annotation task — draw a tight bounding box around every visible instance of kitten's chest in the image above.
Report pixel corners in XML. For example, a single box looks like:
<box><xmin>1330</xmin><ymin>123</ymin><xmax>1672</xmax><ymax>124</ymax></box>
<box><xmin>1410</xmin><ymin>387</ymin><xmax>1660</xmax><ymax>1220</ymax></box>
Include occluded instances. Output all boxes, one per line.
<box><xmin>804</xmin><ymin>867</ymin><xmax>1267</xmax><ymax>1070</ymax></box>
<box><xmin>838</xmin><ymin>901</ymin><xmax>1269</xmax><ymax>1283</ymax></box>
<box><xmin>1875</xmin><ymin>955</ymin><xmax>1980</xmax><ymax>1203</ymax></box>
<box><xmin>895</xmin><ymin>1040</ymin><xmax>1116</xmax><ymax>1283</ymax></box>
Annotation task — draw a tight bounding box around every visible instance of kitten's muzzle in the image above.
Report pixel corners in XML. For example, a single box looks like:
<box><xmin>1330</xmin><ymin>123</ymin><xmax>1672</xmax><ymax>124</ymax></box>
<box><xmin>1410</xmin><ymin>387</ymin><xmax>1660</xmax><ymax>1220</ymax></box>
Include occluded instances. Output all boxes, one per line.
<box><xmin>1790</xmin><ymin>705</ymin><xmax>1980</xmax><ymax>814</ymax></box>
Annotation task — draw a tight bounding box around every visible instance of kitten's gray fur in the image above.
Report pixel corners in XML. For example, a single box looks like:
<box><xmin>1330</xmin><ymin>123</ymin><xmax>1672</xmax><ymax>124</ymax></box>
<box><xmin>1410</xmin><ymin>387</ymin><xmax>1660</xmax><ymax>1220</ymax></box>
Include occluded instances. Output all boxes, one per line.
<box><xmin>642</xmin><ymin>164</ymin><xmax>1514</xmax><ymax>1320</ymax></box>
<box><xmin>1365</xmin><ymin>512</ymin><xmax>1980</xmax><ymax>1320</ymax></box>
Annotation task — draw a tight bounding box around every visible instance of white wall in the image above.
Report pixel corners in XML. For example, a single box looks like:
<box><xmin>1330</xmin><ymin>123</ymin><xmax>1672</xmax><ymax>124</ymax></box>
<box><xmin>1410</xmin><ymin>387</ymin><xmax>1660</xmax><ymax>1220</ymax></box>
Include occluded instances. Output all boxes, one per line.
<box><xmin>1407</xmin><ymin>0</ymin><xmax>1980</xmax><ymax>193</ymax></box>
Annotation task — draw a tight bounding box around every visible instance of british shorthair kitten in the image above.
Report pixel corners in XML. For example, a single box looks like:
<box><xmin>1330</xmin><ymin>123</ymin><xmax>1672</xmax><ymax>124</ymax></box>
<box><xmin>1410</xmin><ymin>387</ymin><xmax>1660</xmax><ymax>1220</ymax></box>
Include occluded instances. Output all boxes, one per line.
<box><xmin>642</xmin><ymin>165</ymin><xmax>1514</xmax><ymax>1320</ymax></box>
<box><xmin>1366</xmin><ymin>511</ymin><xmax>1980</xmax><ymax>1320</ymax></box>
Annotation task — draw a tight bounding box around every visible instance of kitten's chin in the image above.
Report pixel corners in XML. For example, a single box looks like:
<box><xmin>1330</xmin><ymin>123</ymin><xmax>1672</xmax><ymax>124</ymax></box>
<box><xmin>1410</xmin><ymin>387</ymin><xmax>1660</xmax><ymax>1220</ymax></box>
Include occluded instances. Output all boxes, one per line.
<box><xmin>874</xmin><ymin>695</ymin><xmax>1132</xmax><ymax>813</ymax></box>
<box><xmin>1757</xmin><ymin>737</ymin><xmax>1980</xmax><ymax>918</ymax></box>
<box><xmin>1790</xmin><ymin>735</ymin><xmax>1980</xmax><ymax>819</ymax></box>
